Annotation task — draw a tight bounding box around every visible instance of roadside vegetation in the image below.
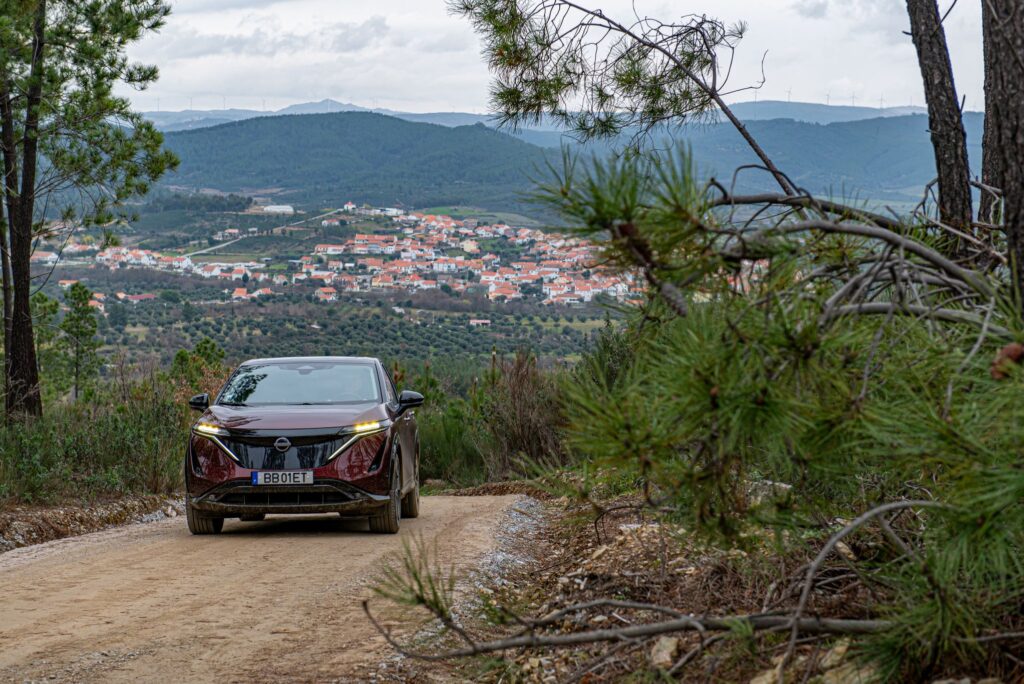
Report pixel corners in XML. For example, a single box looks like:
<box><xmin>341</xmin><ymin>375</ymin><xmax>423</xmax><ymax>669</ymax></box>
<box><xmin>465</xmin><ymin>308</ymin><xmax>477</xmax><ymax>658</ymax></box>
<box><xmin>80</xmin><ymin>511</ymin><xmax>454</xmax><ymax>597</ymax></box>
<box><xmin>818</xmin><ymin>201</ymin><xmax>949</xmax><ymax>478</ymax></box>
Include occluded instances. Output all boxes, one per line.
<box><xmin>357</xmin><ymin>1</ymin><xmax>1024</xmax><ymax>682</ymax></box>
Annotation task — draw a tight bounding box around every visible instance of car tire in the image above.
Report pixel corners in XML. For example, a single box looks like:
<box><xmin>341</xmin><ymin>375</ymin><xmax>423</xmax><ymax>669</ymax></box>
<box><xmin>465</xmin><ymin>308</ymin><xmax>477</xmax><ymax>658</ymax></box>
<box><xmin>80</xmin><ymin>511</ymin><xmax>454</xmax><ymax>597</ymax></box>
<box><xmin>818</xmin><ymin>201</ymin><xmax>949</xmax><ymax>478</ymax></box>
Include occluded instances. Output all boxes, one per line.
<box><xmin>186</xmin><ymin>502</ymin><xmax>224</xmax><ymax>535</ymax></box>
<box><xmin>369</xmin><ymin>457</ymin><xmax>401</xmax><ymax>534</ymax></box>
<box><xmin>401</xmin><ymin>457</ymin><xmax>420</xmax><ymax>519</ymax></box>
<box><xmin>239</xmin><ymin>514</ymin><xmax>265</xmax><ymax>522</ymax></box>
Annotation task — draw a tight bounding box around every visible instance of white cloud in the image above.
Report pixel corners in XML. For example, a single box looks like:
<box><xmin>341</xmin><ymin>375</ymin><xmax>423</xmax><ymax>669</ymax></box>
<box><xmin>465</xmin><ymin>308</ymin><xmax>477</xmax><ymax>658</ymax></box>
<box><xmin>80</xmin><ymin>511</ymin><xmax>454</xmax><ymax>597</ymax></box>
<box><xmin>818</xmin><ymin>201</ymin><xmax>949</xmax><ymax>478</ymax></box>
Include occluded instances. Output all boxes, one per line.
<box><xmin>793</xmin><ymin>0</ymin><xmax>829</xmax><ymax>19</ymax></box>
<box><xmin>125</xmin><ymin>0</ymin><xmax>985</xmax><ymax>114</ymax></box>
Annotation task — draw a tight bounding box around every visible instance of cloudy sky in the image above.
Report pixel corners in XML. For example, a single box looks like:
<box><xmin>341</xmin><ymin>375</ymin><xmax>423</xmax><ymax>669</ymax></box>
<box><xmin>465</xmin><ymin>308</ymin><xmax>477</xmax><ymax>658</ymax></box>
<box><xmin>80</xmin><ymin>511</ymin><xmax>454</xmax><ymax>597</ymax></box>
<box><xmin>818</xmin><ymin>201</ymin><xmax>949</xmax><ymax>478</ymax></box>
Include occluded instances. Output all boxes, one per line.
<box><xmin>122</xmin><ymin>0</ymin><xmax>985</xmax><ymax>113</ymax></box>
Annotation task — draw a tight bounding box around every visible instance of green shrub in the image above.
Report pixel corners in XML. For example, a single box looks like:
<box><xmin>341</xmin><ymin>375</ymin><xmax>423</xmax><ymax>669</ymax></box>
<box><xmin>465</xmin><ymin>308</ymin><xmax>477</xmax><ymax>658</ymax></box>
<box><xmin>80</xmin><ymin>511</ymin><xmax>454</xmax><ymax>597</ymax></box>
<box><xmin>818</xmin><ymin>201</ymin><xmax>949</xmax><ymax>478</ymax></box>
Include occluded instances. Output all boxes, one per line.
<box><xmin>0</xmin><ymin>379</ymin><xmax>185</xmax><ymax>504</ymax></box>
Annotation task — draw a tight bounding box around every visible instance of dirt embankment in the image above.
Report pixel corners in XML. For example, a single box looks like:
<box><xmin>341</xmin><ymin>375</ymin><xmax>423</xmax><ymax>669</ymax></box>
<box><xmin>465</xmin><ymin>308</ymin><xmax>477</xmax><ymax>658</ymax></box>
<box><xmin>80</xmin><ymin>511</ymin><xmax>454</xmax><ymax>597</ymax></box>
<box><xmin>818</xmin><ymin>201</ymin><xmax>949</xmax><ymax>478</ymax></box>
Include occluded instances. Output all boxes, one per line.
<box><xmin>0</xmin><ymin>495</ymin><xmax>521</xmax><ymax>683</ymax></box>
<box><xmin>0</xmin><ymin>496</ymin><xmax>183</xmax><ymax>554</ymax></box>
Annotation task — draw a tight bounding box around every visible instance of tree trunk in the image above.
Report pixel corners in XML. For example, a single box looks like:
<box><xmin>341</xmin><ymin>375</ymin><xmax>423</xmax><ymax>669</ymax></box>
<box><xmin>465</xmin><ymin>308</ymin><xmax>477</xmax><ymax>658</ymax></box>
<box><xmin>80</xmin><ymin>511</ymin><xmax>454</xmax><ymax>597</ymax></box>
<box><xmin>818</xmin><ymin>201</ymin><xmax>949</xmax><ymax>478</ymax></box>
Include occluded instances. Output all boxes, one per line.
<box><xmin>905</xmin><ymin>0</ymin><xmax>974</xmax><ymax>254</ymax></box>
<box><xmin>5</xmin><ymin>0</ymin><xmax>46</xmax><ymax>418</ymax></box>
<box><xmin>0</xmin><ymin>209</ymin><xmax>11</xmax><ymax>411</ymax></box>
<box><xmin>0</xmin><ymin>79</ymin><xmax>18</xmax><ymax>417</ymax></box>
<box><xmin>985</xmin><ymin>0</ymin><xmax>1024</xmax><ymax>307</ymax></box>
<box><xmin>979</xmin><ymin>0</ymin><xmax>1001</xmax><ymax>225</ymax></box>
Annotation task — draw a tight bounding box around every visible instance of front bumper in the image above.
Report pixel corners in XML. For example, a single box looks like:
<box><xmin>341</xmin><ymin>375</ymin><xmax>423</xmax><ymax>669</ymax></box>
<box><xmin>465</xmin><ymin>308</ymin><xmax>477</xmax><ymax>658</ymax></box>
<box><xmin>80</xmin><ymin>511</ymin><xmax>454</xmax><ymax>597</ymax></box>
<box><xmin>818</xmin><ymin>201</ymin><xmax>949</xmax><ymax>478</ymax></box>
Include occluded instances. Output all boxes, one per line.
<box><xmin>189</xmin><ymin>478</ymin><xmax>388</xmax><ymax>516</ymax></box>
<box><xmin>186</xmin><ymin>429</ymin><xmax>395</xmax><ymax>513</ymax></box>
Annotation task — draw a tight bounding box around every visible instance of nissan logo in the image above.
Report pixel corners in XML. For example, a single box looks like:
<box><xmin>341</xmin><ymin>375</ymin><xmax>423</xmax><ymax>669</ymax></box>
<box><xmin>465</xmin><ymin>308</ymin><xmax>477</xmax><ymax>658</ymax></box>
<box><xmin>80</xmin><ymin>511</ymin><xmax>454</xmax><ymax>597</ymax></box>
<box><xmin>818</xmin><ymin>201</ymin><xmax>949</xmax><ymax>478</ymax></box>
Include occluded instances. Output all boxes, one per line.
<box><xmin>273</xmin><ymin>437</ymin><xmax>291</xmax><ymax>452</ymax></box>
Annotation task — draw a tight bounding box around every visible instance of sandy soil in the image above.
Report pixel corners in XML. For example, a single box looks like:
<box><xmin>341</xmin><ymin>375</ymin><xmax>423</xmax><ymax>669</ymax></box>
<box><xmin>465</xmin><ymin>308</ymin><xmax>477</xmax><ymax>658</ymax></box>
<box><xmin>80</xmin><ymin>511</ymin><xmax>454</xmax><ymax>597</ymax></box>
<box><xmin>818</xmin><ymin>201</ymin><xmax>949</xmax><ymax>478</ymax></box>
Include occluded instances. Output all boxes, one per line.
<box><xmin>0</xmin><ymin>495</ymin><xmax>518</xmax><ymax>683</ymax></box>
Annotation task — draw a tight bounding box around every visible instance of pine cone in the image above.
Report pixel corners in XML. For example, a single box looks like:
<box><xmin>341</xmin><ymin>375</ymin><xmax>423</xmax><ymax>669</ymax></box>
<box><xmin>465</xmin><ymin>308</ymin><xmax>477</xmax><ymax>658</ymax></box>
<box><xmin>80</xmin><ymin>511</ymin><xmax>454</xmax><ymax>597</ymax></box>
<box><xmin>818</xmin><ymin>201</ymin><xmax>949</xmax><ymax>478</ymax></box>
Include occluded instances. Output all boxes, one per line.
<box><xmin>990</xmin><ymin>342</ymin><xmax>1024</xmax><ymax>380</ymax></box>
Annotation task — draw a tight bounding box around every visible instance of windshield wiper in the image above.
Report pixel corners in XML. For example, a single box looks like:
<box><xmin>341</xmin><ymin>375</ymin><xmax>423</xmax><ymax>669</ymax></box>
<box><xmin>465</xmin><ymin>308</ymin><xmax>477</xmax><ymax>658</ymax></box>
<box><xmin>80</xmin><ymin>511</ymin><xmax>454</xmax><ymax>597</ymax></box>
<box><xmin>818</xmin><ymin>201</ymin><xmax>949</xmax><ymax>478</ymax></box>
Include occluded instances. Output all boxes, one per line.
<box><xmin>219</xmin><ymin>402</ymin><xmax>250</xmax><ymax>407</ymax></box>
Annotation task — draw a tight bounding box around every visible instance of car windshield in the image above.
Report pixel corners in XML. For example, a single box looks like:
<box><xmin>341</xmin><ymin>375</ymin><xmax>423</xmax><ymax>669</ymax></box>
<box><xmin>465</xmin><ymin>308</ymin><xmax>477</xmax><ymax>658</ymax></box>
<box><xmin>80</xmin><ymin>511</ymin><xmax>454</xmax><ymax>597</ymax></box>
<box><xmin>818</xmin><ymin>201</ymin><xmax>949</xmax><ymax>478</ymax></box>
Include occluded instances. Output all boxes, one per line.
<box><xmin>218</xmin><ymin>361</ymin><xmax>381</xmax><ymax>406</ymax></box>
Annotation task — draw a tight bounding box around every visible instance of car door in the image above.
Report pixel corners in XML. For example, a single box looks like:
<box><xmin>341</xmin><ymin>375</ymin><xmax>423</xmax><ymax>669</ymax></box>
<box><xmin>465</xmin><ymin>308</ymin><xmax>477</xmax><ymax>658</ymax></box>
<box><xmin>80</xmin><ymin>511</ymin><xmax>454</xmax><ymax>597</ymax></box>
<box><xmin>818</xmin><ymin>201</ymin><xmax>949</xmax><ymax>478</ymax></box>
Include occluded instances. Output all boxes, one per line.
<box><xmin>380</xmin><ymin>365</ymin><xmax>415</xmax><ymax>490</ymax></box>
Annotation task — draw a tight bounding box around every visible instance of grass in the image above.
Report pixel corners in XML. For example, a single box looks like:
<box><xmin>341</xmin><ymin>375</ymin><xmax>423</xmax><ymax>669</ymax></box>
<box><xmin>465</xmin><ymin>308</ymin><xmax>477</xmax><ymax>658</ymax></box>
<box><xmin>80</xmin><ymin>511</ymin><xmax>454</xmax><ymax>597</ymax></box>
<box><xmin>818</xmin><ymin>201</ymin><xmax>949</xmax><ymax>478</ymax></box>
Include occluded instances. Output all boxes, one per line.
<box><xmin>416</xmin><ymin>206</ymin><xmax>541</xmax><ymax>228</ymax></box>
<box><xmin>0</xmin><ymin>384</ymin><xmax>186</xmax><ymax>504</ymax></box>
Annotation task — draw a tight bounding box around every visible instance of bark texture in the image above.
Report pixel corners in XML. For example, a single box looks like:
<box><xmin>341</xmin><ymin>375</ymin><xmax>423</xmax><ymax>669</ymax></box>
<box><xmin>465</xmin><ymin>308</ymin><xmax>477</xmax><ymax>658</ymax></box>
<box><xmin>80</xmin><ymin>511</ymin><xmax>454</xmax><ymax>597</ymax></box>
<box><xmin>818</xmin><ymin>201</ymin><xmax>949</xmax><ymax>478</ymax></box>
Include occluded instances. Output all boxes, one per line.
<box><xmin>1</xmin><ymin>1</ymin><xmax>45</xmax><ymax>418</ymax></box>
<box><xmin>906</xmin><ymin>0</ymin><xmax>974</xmax><ymax>249</ymax></box>
<box><xmin>985</xmin><ymin>0</ymin><xmax>1024</xmax><ymax>304</ymax></box>
<box><xmin>979</xmin><ymin>0</ymin><xmax>1001</xmax><ymax>224</ymax></box>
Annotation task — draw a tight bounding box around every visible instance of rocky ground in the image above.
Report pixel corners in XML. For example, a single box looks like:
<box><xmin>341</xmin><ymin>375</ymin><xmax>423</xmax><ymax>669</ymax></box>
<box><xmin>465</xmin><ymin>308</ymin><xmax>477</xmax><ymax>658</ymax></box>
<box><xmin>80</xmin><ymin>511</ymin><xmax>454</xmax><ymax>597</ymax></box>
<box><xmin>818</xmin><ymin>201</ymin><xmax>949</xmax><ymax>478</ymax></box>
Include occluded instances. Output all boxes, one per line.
<box><xmin>372</xmin><ymin>492</ymin><xmax>1015</xmax><ymax>684</ymax></box>
<box><xmin>0</xmin><ymin>495</ymin><xmax>183</xmax><ymax>554</ymax></box>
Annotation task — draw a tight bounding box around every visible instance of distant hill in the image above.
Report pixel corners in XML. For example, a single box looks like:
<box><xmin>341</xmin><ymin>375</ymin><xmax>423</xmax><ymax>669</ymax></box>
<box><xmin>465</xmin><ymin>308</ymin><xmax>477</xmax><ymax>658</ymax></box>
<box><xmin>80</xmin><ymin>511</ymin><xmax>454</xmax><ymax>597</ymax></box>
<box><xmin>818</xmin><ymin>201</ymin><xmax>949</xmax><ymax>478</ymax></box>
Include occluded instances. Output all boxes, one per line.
<box><xmin>516</xmin><ymin>113</ymin><xmax>984</xmax><ymax>202</ymax></box>
<box><xmin>685</xmin><ymin>113</ymin><xmax>983</xmax><ymax>201</ymax></box>
<box><xmin>162</xmin><ymin>112</ymin><xmax>550</xmax><ymax>211</ymax></box>
<box><xmin>723</xmin><ymin>100</ymin><xmax>930</xmax><ymax>125</ymax></box>
<box><xmin>158</xmin><ymin>109</ymin><xmax>985</xmax><ymax>213</ymax></box>
<box><xmin>142</xmin><ymin>98</ymin><xmax>960</xmax><ymax>133</ymax></box>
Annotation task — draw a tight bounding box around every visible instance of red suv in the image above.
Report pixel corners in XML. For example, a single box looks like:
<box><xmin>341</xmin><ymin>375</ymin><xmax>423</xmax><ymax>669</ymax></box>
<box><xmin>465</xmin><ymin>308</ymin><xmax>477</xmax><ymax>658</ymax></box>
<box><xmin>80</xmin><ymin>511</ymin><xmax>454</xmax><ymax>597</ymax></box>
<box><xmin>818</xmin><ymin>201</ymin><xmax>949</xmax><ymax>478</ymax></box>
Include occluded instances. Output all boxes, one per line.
<box><xmin>185</xmin><ymin>356</ymin><xmax>423</xmax><ymax>535</ymax></box>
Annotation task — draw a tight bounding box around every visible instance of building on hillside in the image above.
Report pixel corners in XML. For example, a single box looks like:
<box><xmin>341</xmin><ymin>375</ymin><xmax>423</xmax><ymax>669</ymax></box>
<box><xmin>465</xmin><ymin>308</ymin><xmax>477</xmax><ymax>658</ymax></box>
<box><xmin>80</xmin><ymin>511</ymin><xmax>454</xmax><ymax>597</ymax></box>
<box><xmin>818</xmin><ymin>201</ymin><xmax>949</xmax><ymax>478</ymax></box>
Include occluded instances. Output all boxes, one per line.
<box><xmin>30</xmin><ymin>251</ymin><xmax>59</xmax><ymax>265</ymax></box>
<box><xmin>315</xmin><ymin>287</ymin><xmax>337</xmax><ymax>302</ymax></box>
<box><xmin>263</xmin><ymin>205</ymin><xmax>295</xmax><ymax>215</ymax></box>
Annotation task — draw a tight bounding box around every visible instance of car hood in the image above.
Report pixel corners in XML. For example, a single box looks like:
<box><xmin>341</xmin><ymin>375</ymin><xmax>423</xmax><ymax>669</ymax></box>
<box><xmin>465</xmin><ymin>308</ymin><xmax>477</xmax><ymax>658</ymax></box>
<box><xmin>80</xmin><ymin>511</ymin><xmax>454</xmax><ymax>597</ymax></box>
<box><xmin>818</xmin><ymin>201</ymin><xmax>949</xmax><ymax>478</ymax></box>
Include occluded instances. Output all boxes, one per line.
<box><xmin>201</xmin><ymin>403</ymin><xmax>388</xmax><ymax>432</ymax></box>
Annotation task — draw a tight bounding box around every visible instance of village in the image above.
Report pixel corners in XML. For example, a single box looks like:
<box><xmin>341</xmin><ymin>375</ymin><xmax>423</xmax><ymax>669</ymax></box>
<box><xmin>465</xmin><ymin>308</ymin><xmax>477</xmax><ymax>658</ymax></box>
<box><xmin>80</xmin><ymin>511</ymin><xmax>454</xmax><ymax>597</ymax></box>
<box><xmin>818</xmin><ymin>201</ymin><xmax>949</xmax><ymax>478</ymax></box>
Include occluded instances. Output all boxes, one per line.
<box><xmin>32</xmin><ymin>202</ymin><xmax>644</xmax><ymax>311</ymax></box>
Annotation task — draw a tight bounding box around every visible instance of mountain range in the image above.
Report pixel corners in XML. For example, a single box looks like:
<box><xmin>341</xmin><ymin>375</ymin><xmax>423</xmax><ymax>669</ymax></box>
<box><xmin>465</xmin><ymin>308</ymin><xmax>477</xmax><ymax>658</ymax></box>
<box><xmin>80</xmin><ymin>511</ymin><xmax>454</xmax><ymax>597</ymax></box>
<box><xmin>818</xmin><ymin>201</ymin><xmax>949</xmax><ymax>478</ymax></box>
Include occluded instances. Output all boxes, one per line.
<box><xmin>157</xmin><ymin>104</ymin><xmax>985</xmax><ymax>215</ymax></box>
<box><xmin>144</xmin><ymin>98</ymin><xmax>944</xmax><ymax>133</ymax></box>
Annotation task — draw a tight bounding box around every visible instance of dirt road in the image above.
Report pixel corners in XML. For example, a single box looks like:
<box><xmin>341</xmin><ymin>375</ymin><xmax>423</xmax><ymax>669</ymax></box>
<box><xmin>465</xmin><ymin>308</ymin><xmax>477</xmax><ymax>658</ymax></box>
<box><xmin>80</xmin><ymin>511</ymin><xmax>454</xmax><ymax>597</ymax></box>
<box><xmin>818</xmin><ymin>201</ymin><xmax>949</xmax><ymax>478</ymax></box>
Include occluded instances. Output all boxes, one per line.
<box><xmin>0</xmin><ymin>496</ymin><xmax>518</xmax><ymax>683</ymax></box>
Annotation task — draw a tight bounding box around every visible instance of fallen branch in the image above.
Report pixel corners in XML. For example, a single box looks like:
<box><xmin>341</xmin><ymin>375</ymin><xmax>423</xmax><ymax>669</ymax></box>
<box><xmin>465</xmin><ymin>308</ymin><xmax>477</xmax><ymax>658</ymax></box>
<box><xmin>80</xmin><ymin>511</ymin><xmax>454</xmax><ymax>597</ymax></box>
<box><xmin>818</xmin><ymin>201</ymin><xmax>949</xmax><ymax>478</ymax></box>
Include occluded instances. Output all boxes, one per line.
<box><xmin>778</xmin><ymin>500</ymin><xmax>950</xmax><ymax>679</ymax></box>
<box><xmin>362</xmin><ymin>598</ymin><xmax>889</xmax><ymax>662</ymax></box>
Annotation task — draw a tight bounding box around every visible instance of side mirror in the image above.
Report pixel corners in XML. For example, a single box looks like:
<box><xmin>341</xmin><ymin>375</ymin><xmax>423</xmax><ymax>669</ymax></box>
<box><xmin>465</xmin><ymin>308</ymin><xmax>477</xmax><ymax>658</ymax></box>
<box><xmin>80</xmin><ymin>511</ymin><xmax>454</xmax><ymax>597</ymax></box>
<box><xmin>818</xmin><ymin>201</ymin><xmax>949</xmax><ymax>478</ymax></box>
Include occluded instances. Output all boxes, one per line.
<box><xmin>397</xmin><ymin>390</ymin><xmax>424</xmax><ymax>413</ymax></box>
<box><xmin>189</xmin><ymin>393</ymin><xmax>209</xmax><ymax>411</ymax></box>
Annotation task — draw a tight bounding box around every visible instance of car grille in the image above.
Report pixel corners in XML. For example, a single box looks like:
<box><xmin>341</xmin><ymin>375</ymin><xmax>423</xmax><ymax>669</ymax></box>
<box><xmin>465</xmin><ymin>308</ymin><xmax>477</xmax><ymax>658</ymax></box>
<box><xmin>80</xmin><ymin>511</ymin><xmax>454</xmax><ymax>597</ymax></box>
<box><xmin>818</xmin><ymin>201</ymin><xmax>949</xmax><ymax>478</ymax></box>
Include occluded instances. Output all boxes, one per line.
<box><xmin>220</xmin><ymin>434</ymin><xmax>348</xmax><ymax>470</ymax></box>
<box><xmin>218</xmin><ymin>490</ymin><xmax>355</xmax><ymax>506</ymax></box>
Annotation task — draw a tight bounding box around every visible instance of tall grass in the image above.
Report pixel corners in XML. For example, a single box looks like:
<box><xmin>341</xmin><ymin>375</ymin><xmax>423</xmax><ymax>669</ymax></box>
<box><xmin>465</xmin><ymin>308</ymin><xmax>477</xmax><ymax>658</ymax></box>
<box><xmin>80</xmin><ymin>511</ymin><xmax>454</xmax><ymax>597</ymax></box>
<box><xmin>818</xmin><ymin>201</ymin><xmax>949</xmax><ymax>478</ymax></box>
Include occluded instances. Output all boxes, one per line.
<box><xmin>0</xmin><ymin>379</ymin><xmax>187</xmax><ymax>504</ymax></box>
<box><xmin>418</xmin><ymin>351</ymin><xmax>570</xmax><ymax>484</ymax></box>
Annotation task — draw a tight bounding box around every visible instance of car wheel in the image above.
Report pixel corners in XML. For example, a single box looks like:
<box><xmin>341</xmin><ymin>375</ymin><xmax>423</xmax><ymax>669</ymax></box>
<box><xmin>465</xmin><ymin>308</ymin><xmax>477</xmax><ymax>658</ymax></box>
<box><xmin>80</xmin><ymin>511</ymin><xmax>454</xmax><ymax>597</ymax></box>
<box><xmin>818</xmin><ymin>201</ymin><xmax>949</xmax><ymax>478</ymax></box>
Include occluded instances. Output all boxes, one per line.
<box><xmin>186</xmin><ymin>501</ymin><xmax>224</xmax><ymax>535</ymax></box>
<box><xmin>239</xmin><ymin>514</ymin><xmax>265</xmax><ymax>522</ymax></box>
<box><xmin>401</xmin><ymin>456</ymin><xmax>420</xmax><ymax>519</ymax></box>
<box><xmin>369</xmin><ymin>456</ymin><xmax>401</xmax><ymax>534</ymax></box>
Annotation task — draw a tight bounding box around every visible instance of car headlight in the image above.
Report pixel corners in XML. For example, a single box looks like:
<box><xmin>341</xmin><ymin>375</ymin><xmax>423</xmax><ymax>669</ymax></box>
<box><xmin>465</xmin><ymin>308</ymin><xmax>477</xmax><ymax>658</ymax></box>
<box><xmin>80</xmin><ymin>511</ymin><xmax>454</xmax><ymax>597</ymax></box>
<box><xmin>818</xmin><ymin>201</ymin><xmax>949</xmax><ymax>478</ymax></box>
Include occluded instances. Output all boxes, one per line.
<box><xmin>341</xmin><ymin>419</ymin><xmax>390</xmax><ymax>436</ymax></box>
<box><xmin>193</xmin><ymin>422</ymin><xmax>230</xmax><ymax>437</ymax></box>
<box><xmin>191</xmin><ymin>422</ymin><xmax>241</xmax><ymax>463</ymax></box>
<box><xmin>326</xmin><ymin>420</ymin><xmax>391</xmax><ymax>463</ymax></box>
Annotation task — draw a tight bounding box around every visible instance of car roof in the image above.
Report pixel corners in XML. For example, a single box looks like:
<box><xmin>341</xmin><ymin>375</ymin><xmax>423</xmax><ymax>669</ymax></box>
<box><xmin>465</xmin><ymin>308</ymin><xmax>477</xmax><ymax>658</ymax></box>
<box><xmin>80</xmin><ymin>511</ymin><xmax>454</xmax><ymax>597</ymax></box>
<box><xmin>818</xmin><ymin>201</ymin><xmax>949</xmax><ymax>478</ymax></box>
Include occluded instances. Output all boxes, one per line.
<box><xmin>239</xmin><ymin>356</ymin><xmax>380</xmax><ymax>366</ymax></box>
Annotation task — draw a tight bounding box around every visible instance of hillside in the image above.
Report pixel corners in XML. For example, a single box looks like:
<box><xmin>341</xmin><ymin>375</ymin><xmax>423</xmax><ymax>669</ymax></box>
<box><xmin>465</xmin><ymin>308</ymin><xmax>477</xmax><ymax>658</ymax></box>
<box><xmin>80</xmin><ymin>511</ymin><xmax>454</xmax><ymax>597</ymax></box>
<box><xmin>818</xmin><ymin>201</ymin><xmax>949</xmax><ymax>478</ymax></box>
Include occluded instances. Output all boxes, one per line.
<box><xmin>162</xmin><ymin>112</ymin><xmax>549</xmax><ymax>212</ymax></box>
<box><xmin>159</xmin><ymin>110</ymin><xmax>985</xmax><ymax>213</ymax></box>
<box><xmin>687</xmin><ymin>112</ymin><xmax>984</xmax><ymax>201</ymax></box>
<box><xmin>521</xmin><ymin>113</ymin><xmax>983</xmax><ymax>202</ymax></box>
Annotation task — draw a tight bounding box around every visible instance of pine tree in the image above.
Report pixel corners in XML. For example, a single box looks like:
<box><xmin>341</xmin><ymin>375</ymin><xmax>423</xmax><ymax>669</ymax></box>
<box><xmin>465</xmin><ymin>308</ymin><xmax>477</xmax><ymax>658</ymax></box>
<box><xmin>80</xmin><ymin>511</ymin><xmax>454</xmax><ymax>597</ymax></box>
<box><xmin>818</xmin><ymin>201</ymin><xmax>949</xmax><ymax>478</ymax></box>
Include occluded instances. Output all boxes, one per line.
<box><xmin>59</xmin><ymin>283</ymin><xmax>100</xmax><ymax>401</ymax></box>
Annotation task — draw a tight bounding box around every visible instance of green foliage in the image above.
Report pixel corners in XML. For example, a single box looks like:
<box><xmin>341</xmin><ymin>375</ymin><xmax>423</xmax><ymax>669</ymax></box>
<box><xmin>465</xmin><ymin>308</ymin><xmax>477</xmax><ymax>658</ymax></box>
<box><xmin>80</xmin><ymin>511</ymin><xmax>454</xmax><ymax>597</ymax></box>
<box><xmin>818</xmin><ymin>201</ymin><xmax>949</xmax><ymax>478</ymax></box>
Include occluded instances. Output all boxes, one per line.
<box><xmin>0</xmin><ymin>377</ymin><xmax>184</xmax><ymax>503</ymax></box>
<box><xmin>547</xmin><ymin>148</ymin><xmax>1024</xmax><ymax>678</ymax></box>
<box><xmin>144</xmin><ymin>191</ymin><xmax>252</xmax><ymax>214</ymax></box>
<box><xmin>450</xmin><ymin>1</ymin><xmax>738</xmax><ymax>143</ymax></box>
<box><xmin>59</xmin><ymin>282</ymin><xmax>101</xmax><ymax>400</ymax></box>
<box><xmin>0</xmin><ymin>0</ymin><xmax>179</xmax><ymax>226</ymax></box>
<box><xmin>169</xmin><ymin>338</ymin><xmax>226</xmax><ymax>392</ymax></box>
<box><xmin>31</xmin><ymin>291</ymin><xmax>69</xmax><ymax>401</ymax></box>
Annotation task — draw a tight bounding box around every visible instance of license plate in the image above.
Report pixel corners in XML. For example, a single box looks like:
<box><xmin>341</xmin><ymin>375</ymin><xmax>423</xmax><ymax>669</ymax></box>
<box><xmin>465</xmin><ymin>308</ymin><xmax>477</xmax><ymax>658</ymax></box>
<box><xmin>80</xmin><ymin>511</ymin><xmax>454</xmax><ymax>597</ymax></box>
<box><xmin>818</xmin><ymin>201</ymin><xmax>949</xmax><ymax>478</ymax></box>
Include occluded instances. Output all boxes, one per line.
<box><xmin>251</xmin><ymin>470</ymin><xmax>314</xmax><ymax>485</ymax></box>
